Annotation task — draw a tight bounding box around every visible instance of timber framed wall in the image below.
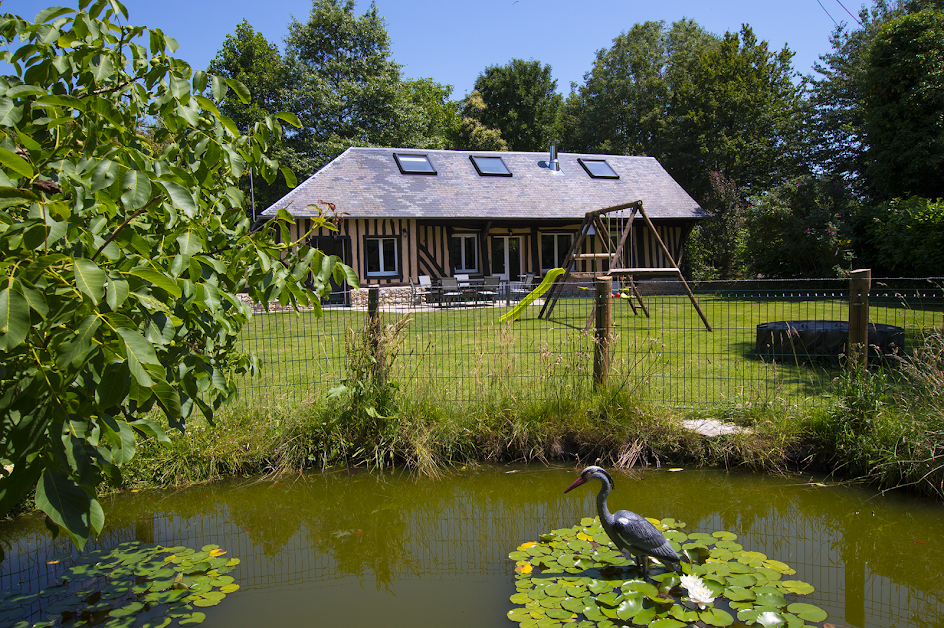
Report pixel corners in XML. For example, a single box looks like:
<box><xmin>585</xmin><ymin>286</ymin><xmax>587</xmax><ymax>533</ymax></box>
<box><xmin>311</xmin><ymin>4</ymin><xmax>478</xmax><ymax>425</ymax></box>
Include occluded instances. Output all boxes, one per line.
<box><xmin>291</xmin><ymin>219</ymin><xmax>694</xmax><ymax>286</ymax></box>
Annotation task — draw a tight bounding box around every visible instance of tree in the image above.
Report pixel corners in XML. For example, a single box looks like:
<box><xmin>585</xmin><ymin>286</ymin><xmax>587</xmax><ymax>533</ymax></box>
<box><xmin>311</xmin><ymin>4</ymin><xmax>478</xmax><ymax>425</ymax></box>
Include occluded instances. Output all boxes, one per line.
<box><xmin>863</xmin><ymin>9</ymin><xmax>944</xmax><ymax>199</ymax></box>
<box><xmin>0</xmin><ymin>1</ymin><xmax>356</xmax><ymax>551</ymax></box>
<box><xmin>685</xmin><ymin>172</ymin><xmax>747</xmax><ymax>279</ymax></box>
<box><xmin>279</xmin><ymin>0</ymin><xmax>443</xmax><ymax>179</ymax></box>
<box><xmin>809</xmin><ymin>0</ymin><xmax>943</xmax><ymax>196</ymax></box>
<box><xmin>662</xmin><ymin>25</ymin><xmax>805</xmax><ymax>203</ymax></box>
<box><xmin>455</xmin><ymin>90</ymin><xmax>508</xmax><ymax>151</ymax></box>
<box><xmin>471</xmin><ymin>58</ymin><xmax>562</xmax><ymax>151</ymax></box>
<box><xmin>561</xmin><ymin>20</ymin><xmax>715</xmax><ymax>156</ymax></box>
<box><xmin>207</xmin><ymin>20</ymin><xmax>290</xmax><ymax>215</ymax></box>
<box><xmin>744</xmin><ymin>177</ymin><xmax>855</xmax><ymax>278</ymax></box>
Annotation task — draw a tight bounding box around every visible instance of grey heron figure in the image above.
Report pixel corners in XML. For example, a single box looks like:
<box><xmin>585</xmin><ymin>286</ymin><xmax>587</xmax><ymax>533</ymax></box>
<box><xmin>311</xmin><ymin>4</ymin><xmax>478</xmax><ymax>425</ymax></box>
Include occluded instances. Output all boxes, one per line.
<box><xmin>564</xmin><ymin>465</ymin><xmax>681</xmax><ymax>578</ymax></box>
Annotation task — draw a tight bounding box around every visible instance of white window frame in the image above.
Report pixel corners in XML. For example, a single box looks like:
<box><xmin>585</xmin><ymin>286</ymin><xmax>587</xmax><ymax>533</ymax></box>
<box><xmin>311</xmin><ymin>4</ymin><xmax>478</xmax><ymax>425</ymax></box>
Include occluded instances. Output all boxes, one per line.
<box><xmin>450</xmin><ymin>233</ymin><xmax>479</xmax><ymax>273</ymax></box>
<box><xmin>364</xmin><ymin>236</ymin><xmax>399</xmax><ymax>277</ymax></box>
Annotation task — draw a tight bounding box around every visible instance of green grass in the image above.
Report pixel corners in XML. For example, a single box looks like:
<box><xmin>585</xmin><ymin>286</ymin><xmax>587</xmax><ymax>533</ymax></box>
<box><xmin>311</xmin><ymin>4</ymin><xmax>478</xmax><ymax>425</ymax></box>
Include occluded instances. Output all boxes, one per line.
<box><xmin>235</xmin><ymin>289</ymin><xmax>942</xmax><ymax>412</ymax></box>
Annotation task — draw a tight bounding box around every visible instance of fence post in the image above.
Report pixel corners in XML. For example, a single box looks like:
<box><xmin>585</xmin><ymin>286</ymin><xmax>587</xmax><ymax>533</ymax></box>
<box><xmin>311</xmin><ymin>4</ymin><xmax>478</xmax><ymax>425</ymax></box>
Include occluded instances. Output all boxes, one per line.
<box><xmin>848</xmin><ymin>269</ymin><xmax>871</xmax><ymax>369</ymax></box>
<box><xmin>367</xmin><ymin>286</ymin><xmax>383</xmax><ymax>374</ymax></box>
<box><xmin>593</xmin><ymin>277</ymin><xmax>613</xmax><ymax>389</ymax></box>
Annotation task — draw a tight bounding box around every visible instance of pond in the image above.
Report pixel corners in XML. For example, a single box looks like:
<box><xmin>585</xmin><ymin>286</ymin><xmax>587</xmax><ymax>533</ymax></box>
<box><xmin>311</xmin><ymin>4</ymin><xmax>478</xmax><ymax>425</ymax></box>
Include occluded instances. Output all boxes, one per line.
<box><xmin>1</xmin><ymin>465</ymin><xmax>943</xmax><ymax>627</ymax></box>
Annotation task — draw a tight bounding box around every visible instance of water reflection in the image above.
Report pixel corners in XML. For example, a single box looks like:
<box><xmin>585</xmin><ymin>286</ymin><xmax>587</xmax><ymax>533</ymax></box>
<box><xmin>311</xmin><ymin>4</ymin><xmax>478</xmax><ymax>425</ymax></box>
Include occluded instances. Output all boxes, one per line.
<box><xmin>1</xmin><ymin>466</ymin><xmax>942</xmax><ymax>627</ymax></box>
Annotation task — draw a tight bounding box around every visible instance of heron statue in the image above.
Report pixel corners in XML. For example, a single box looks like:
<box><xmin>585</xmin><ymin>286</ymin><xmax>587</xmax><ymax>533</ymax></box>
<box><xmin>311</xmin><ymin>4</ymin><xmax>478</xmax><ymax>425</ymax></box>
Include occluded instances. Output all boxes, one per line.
<box><xmin>564</xmin><ymin>465</ymin><xmax>682</xmax><ymax>578</ymax></box>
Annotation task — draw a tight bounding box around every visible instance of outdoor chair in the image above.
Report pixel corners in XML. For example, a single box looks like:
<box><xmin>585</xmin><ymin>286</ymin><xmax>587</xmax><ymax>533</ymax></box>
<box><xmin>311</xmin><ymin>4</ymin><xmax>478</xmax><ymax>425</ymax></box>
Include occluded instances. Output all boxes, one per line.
<box><xmin>411</xmin><ymin>275</ymin><xmax>433</xmax><ymax>306</ymax></box>
<box><xmin>477</xmin><ymin>276</ymin><xmax>501</xmax><ymax>304</ymax></box>
<box><xmin>438</xmin><ymin>277</ymin><xmax>463</xmax><ymax>307</ymax></box>
<box><xmin>510</xmin><ymin>273</ymin><xmax>535</xmax><ymax>302</ymax></box>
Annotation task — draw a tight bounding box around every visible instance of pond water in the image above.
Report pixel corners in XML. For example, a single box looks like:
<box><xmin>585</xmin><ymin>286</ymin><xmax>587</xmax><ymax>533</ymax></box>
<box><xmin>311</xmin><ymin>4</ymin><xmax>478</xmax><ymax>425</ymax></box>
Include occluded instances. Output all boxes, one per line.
<box><xmin>2</xmin><ymin>465</ymin><xmax>943</xmax><ymax>627</ymax></box>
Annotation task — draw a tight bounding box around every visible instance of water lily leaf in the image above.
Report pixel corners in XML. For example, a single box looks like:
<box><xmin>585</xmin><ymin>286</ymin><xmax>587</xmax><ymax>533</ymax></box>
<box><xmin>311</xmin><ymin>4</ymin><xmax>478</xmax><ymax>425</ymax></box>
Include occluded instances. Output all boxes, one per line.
<box><xmin>664</xmin><ymin>530</ymin><xmax>688</xmax><ymax>543</ymax></box>
<box><xmin>699</xmin><ymin>607</ymin><xmax>734</xmax><ymax>627</ymax></box>
<box><xmin>587</xmin><ymin>579</ymin><xmax>613</xmax><ymax>594</ymax></box>
<box><xmin>762</xmin><ymin>559</ymin><xmax>796</xmax><ymax>575</ymax></box>
<box><xmin>108</xmin><ymin>602</ymin><xmax>144</xmax><ymax>618</ymax></box>
<box><xmin>712</xmin><ymin>531</ymin><xmax>738</xmax><ymax>541</ymax></box>
<box><xmin>723</xmin><ymin>586</ymin><xmax>755</xmax><ymax>602</ymax></box>
<box><xmin>737</xmin><ymin>551</ymin><xmax>767</xmax><ymax>567</ymax></box>
<box><xmin>178</xmin><ymin>612</ymin><xmax>206</xmax><ymax>626</ymax></box>
<box><xmin>508</xmin><ymin>608</ymin><xmax>532</xmax><ymax>622</ymax></box>
<box><xmin>786</xmin><ymin>603</ymin><xmax>828</xmax><ymax>622</ymax></box>
<box><xmin>710</xmin><ymin>548</ymin><xmax>735</xmax><ymax>561</ymax></box>
<box><xmin>715</xmin><ymin>541</ymin><xmax>743</xmax><ymax>551</ymax></box>
<box><xmin>139</xmin><ymin>618</ymin><xmax>172</xmax><ymax>628</ymax></box>
<box><xmin>650</xmin><ymin>618</ymin><xmax>686</xmax><ymax>628</ymax></box>
<box><xmin>754</xmin><ymin>591</ymin><xmax>788</xmax><ymax>608</ymax></box>
<box><xmin>616</xmin><ymin>594</ymin><xmax>645</xmax><ymax>620</ymax></box>
<box><xmin>669</xmin><ymin>604</ymin><xmax>699</xmax><ymax>622</ymax></box>
<box><xmin>781</xmin><ymin>580</ymin><xmax>814</xmax><ymax>595</ymax></box>
<box><xmin>622</xmin><ymin>581</ymin><xmax>659</xmax><ymax>598</ymax></box>
<box><xmin>631</xmin><ymin>605</ymin><xmax>657</xmax><ymax>625</ymax></box>
<box><xmin>552</xmin><ymin>528</ymin><xmax>576</xmax><ymax>538</ymax></box>
<box><xmin>688</xmin><ymin>532</ymin><xmax>715</xmax><ymax>544</ymax></box>
<box><xmin>545</xmin><ymin>608</ymin><xmax>574</xmax><ymax>620</ymax></box>
<box><xmin>192</xmin><ymin>598</ymin><xmax>222</xmax><ymax>608</ymax></box>
<box><xmin>557</xmin><ymin>554</ymin><xmax>575</xmax><ymax>568</ymax></box>
<box><xmin>597</xmin><ymin>591</ymin><xmax>623</xmax><ymax>607</ymax></box>
<box><xmin>528</xmin><ymin>588</ymin><xmax>548</xmax><ymax>601</ymax></box>
<box><xmin>593</xmin><ymin>533</ymin><xmax>612</xmax><ymax>546</ymax></box>
<box><xmin>105</xmin><ymin>616</ymin><xmax>137</xmax><ymax>628</ymax></box>
<box><xmin>509</xmin><ymin>551</ymin><xmax>530</xmax><ymax>561</ymax></box>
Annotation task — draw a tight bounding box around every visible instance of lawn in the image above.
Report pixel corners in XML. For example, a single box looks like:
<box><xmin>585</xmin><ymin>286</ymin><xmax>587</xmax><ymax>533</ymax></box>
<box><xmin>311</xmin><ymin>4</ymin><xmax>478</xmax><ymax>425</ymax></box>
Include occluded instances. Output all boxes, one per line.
<box><xmin>235</xmin><ymin>280</ymin><xmax>943</xmax><ymax>411</ymax></box>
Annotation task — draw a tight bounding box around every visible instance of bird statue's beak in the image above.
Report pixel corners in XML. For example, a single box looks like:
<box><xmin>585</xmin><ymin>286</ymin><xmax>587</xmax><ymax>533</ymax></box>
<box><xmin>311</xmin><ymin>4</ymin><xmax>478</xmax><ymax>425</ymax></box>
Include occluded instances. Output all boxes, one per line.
<box><xmin>564</xmin><ymin>476</ymin><xmax>587</xmax><ymax>493</ymax></box>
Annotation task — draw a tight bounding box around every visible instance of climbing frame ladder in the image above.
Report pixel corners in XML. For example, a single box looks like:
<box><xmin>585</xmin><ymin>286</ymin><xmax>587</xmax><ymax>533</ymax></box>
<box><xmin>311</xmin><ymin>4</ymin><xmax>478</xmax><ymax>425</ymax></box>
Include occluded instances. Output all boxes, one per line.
<box><xmin>537</xmin><ymin>201</ymin><xmax>712</xmax><ymax>332</ymax></box>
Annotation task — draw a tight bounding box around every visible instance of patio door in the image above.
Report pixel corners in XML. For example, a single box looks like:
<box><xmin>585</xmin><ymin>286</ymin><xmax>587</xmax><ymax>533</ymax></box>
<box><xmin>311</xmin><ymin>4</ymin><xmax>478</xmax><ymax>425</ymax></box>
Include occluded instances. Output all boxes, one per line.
<box><xmin>491</xmin><ymin>235</ymin><xmax>522</xmax><ymax>281</ymax></box>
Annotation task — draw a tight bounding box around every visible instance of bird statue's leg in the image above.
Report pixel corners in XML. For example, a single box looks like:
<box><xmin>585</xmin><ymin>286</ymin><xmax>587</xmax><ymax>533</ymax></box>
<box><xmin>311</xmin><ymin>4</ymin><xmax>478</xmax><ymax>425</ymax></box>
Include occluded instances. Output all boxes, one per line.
<box><xmin>634</xmin><ymin>553</ymin><xmax>648</xmax><ymax>579</ymax></box>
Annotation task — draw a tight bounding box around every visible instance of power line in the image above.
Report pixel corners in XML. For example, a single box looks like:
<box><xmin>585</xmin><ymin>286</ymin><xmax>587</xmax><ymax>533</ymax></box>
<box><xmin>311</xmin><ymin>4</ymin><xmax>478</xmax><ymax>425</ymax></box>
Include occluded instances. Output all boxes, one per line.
<box><xmin>816</xmin><ymin>0</ymin><xmax>840</xmax><ymax>27</ymax></box>
<box><xmin>835</xmin><ymin>0</ymin><xmax>864</xmax><ymax>25</ymax></box>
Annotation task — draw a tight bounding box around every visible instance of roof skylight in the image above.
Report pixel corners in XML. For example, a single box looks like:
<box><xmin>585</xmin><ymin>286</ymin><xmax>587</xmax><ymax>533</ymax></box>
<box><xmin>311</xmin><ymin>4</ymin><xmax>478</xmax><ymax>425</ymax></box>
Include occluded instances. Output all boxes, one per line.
<box><xmin>578</xmin><ymin>158</ymin><xmax>619</xmax><ymax>179</ymax></box>
<box><xmin>394</xmin><ymin>153</ymin><xmax>437</xmax><ymax>175</ymax></box>
<box><xmin>470</xmin><ymin>155</ymin><xmax>512</xmax><ymax>177</ymax></box>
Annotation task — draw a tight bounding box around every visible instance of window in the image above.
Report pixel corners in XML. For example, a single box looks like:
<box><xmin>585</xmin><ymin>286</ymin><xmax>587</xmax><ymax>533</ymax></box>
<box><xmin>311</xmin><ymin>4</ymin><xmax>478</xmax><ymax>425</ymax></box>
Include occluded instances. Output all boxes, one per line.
<box><xmin>365</xmin><ymin>237</ymin><xmax>399</xmax><ymax>276</ymax></box>
<box><xmin>578</xmin><ymin>158</ymin><xmax>619</xmax><ymax>179</ymax></box>
<box><xmin>541</xmin><ymin>233</ymin><xmax>573</xmax><ymax>271</ymax></box>
<box><xmin>450</xmin><ymin>234</ymin><xmax>478</xmax><ymax>273</ymax></box>
<box><xmin>394</xmin><ymin>153</ymin><xmax>436</xmax><ymax>175</ymax></box>
<box><xmin>470</xmin><ymin>155</ymin><xmax>512</xmax><ymax>177</ymax></box>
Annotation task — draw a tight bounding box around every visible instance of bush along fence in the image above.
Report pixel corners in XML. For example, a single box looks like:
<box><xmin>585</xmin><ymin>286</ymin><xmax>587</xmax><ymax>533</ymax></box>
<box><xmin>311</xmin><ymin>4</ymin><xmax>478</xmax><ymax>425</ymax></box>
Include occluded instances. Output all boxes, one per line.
<box><xmin>235</xmin><ymin>275</ymin><xmax>943</xmax><ymax>412</ymax></box>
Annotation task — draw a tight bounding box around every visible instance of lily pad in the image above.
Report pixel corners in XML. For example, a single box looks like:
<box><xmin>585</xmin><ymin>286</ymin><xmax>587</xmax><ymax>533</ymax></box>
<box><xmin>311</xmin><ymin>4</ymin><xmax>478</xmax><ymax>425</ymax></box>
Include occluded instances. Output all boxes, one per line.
<box><xmin>786</xmin><ymin>603</ymin><xmax>828</xmax><ymax>622</ymax></box>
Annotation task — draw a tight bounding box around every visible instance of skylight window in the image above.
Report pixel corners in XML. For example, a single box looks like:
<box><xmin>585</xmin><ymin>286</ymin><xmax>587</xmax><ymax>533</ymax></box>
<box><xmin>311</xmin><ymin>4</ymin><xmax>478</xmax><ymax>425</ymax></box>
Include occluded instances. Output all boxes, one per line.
<box><xmin>578</xmin><ymin>158</ymin><xmax>619</xmax><ymax>179</ymax></box>
<box><xmin>470</xmin><ymin>155</ymin><xmax>512</xmax><ymax>177</ymax></box>
<box><xmin>394</xmin><ymin>153</ymin><xmax>437</xmax><ymax>175</ymax></box>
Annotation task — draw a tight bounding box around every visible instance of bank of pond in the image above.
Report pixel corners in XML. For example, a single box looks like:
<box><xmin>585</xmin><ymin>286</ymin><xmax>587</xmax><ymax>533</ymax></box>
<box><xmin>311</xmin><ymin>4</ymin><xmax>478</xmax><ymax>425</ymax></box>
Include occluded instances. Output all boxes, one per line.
<box><xmin>1</xmin><ymin>465</ymin><xmax>942</xmax><ymax>627</ymax></box>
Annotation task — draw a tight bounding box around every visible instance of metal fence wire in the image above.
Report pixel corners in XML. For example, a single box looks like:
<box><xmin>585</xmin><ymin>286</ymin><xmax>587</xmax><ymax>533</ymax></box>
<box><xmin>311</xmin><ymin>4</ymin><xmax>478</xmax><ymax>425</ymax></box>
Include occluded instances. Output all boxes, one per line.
<box><xmin>235</xmin><ymin>277</ymin><xmax>943</xmax><ymax>411</ymax></box>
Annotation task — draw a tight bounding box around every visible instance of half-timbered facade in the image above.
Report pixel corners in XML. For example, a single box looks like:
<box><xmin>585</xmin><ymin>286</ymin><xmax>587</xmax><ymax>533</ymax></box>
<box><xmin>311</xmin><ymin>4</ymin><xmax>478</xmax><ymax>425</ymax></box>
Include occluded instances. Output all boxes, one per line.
<box><xmin>261</xmin><ymin>147</ymin><xmax>704</xmax><ymax>291</ymax></box>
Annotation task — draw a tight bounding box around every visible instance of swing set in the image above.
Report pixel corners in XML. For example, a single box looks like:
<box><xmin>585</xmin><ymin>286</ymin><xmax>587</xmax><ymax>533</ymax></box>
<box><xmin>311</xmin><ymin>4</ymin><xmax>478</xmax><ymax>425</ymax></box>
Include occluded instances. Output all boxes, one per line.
<box><xmin>537</xmin><ymin>201</ymin><xmax>712</xmax><ymax>332</ymax></box>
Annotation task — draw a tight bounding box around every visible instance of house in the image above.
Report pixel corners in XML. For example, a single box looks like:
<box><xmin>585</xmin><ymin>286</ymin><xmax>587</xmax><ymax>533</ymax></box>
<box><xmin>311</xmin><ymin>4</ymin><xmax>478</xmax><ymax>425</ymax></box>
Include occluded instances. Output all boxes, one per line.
<box><xmin>261</xmin><ymin>146</ymin><xmax>704</xmax><ymax>303</ymax></box>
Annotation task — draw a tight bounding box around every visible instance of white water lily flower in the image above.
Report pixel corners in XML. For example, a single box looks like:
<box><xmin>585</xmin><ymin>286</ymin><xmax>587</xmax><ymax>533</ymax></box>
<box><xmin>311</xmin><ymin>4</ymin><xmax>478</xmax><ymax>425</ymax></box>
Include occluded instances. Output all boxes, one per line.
<box><xmin>679</xmin><ymin>574</ymin><xmax>715</xmax><ymax>609</ymax></box>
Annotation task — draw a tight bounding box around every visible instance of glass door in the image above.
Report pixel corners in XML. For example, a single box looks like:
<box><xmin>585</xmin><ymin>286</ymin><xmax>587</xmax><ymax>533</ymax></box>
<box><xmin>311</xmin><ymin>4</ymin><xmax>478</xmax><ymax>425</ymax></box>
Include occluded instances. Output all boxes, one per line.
<box><xmin>491</xmin><ymin>236</ymin><xmax>522</xmax><ymax>281</ymax></box>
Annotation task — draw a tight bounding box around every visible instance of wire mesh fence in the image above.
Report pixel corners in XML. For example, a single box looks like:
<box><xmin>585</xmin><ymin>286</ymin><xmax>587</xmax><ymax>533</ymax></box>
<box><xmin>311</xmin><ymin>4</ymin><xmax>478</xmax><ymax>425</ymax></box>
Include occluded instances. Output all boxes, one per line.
<box><xmin>235</xmin><ymin>277</ymin><xmax>943</xmax><ymax>411</ymax></box>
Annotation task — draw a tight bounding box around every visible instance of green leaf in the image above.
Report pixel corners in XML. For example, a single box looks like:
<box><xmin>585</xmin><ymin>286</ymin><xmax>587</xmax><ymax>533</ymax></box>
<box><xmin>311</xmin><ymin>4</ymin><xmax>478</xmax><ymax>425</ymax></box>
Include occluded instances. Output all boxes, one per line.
<box><xmin>73</xmin><ymin>257</ymin><xmax>107</xmax><ymax>303</ymax></box>
<box><xmin>56</xmin><ymin>315</ymin><xmax>102</xmax><ymax>369</ymax></box>
<box><xmin>0</xmin><ymin>146</ymin><xmax>34</xmax><ymax>179</ymax></box>
<box><xmin>127</xmin><ymin>268</ymin><xmax>182</xmax><ymax>298</ymax></box>
<box><xmin>786</xmin><ymin>603</ymin><xmax>828</xmax><ymax>622</ymax></box>
<box><xmin>106</xmin><ymin>276</ymin><xmax>130</xmax><ymax>310</ymax></box>
<box><xmin>157</xmin><ymin>180</ymin><xmax>197</xmax><ymax>218</ymax></box>
<box><xmin>115</xmin><ymin>328</ymin><xmax>160</xmax><ymax>388</ymax></box>
<box><xmin>121</xmin><ymin>170</ymin><xmax>153</xmax><ymax>209</ymax></box>
<box><xmin>35</xmin><ymin>469</ymin><xmax>96</xmax><ymax>550</ymax></box>
<box><xmin>274</xmin><ymin>111</ymin><xmax>301</xmax><ymax>128</ymax></box>
<box><xmin>224</xmin><ymin>78</ymin><xmax>250</xmax><ymax>104</ymax></box>
<box><xmin>0</xmin><ymin>287</ymin><xmax>30</xmax><ymax>350</ymax></box>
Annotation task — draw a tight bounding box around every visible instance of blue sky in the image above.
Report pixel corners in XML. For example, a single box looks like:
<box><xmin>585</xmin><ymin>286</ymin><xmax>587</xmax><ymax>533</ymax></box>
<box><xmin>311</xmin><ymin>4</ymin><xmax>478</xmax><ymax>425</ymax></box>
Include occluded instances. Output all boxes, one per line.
<box><xmin>10</xmin><ymin>0</ymin><xmax>863</xmax><ymax>98</ymax></box>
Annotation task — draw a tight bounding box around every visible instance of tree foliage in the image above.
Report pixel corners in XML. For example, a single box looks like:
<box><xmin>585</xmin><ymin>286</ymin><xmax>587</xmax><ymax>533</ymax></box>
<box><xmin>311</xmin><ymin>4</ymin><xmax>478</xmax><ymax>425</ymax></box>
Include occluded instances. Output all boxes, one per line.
<box><xmin>0</xmin><ymin>0</ymin><xmax>356</xmax><ymax>550</ymax></box>
<box><xmin>662</xmin><ymin>26</ymin><xmax>805</xmax><ymax>203</ymax></box>
<box><xmin>455</xmin><ymin>90</ymin><xmax>508</xmax><ymax>151</ymax></box>
<box><xmin>279</xmin><ymin>0</ymin><xmax>451</xmax><ymax>179</ymax></box>
<box><xmin>744</xmin><ymin>177</ymin><xmax>855</xmax><ymax>278</ymax></box>
<box><xmin>863</xmin><ymin>8</ymin><xmax>944</xmax><ymax>199</ymax></box>
<box><xmin>561</xmin><ymin>20</ymin><xmax>715</xmax><ymax>157</ymax></box>
<box><xmin>471</xmin><ymin>58</ymin><xmax>562</xmax><ymax>151</ymax></box>
<box><xmin>206</xmin><ymin>19</ymin><xmax>291</xmax><ymax>214</ymax></box>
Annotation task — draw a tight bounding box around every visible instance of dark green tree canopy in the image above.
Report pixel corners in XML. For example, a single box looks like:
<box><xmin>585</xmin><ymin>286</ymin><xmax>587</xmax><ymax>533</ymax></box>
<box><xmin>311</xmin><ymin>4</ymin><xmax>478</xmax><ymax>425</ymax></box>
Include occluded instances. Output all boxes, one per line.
<box><xmin>864</xmin><ymin>8</ymin><xmax>944</xmax><ymax>199</ymax></box>
<box><xmin>471</xmin><ymin>58</ymin><xmax>562</xmax><ymax>151</ymax></box>
<box><xmin>663</xmin><ymin>25</ymin><xmax>805</xmax><ymax>202</ymax></box>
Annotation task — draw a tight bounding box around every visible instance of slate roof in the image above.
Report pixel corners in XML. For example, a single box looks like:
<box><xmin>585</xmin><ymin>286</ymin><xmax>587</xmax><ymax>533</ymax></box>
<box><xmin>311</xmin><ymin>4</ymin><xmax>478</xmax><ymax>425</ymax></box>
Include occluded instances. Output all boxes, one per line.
<box><xmin>261</xmin><ymin>147</ymin><xmax>704</xmax><ymax>221</ymax></box>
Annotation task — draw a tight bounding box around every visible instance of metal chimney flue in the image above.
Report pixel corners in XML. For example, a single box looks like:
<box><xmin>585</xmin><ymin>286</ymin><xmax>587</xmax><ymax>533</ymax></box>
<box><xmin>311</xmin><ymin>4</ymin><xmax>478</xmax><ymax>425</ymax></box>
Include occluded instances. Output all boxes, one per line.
<box><xmin>549</xmin><ymin>140</ymin><xmax>560</xmax><ymax>172</ymax></box>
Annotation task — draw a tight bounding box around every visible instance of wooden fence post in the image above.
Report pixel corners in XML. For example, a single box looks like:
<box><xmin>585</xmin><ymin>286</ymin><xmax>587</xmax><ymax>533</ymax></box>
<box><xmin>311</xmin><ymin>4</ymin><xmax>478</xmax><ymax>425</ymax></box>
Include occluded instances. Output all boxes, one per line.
<box><xmin>848</xmin><ymin>269</ymin><xmax>871</xmax><ymax>369</ymax></box>
<box><xmin>593</xmin><ymin>277</ymin><xmax>613</xmax><ymax>389</ymax></box>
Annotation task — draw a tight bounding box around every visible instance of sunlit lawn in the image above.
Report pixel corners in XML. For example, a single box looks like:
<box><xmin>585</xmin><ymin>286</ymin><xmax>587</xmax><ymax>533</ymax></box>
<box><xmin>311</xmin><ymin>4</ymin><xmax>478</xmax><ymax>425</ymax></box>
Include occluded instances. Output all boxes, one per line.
<box><xmin>236</xmin><ymin>286</ymin><xmax>942</xmax><ymax>410</ymax></box>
